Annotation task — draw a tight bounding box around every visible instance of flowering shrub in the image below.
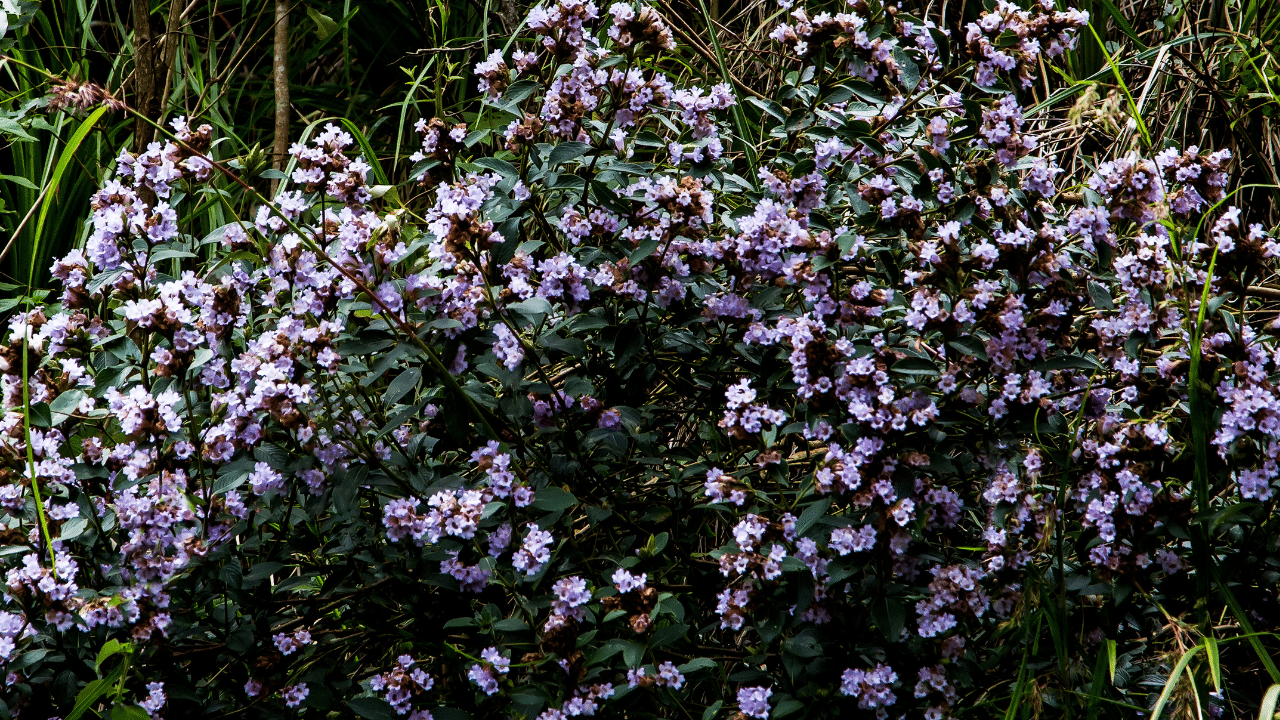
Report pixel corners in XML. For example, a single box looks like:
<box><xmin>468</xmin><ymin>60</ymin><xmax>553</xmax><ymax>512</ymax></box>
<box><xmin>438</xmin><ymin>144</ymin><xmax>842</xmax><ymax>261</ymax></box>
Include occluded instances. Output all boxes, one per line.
<box><xmin>3</xmin><ymin>0</ymin><xmax>1280</xmax><ymax>718</ymax></box>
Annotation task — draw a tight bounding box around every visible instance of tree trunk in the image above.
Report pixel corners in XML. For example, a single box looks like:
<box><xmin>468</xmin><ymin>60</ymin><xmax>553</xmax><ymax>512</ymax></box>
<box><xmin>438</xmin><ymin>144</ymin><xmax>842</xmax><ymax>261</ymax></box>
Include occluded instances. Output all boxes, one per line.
<box><xmin>160</xmin><ymin>0</ymin><xmax>188</xmax><ymax>115</ymax></box>
<box><xmin>132</xmin><ymin>0</ymin><xmax>159</xmax><ymax>149</ymax></box>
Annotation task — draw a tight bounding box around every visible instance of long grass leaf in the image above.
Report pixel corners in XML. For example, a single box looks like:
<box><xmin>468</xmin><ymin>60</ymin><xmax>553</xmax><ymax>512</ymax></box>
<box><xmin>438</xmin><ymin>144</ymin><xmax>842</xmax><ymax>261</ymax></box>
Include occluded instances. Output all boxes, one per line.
<box><xmin>1087</xmin><ymin>24</ymin><xmax>1150</xmax><ymax>147</ymax></box>
<box><xmin>1204</xmin><ymin>636</ymin><xmax>1221</xmax><ymax>693</ymax></box>
<box><xmin>693</xmin><ymin>0</ymin><xmax>757</xmax><ymax>185</ymax></box>
<box><xmin>1150</xmin><ymin>643</ymin><xmax>1203</xmax><ymax>720</ymax></box>
<box><xmin>1092</xmin><ymin>0</ymin><xmax>1145</xmax><ymax>48</ymax></box>
<box><xmin>28</xmin><ymin>105</ymin><xmax>108</xmax><ymax>290</ymax></box>
<box><xmin>1106</xmin><ymin>638</ymin><xmax>1117</xmax><ymax>683</ymax></box>
<box><xmin>1029</xmin><ymin>33</ymin><xmax>1230</xmax><ymax>115</ymax></box>
<box><xmin>1209</xmin><ymin>561</ymin><xmax>1280</xmax><ymax>683</ymax></box>
<box><xmin>1260</xmin><ymin>684</ymin><xmax>1280</xmax><ymax>720</ymax></box>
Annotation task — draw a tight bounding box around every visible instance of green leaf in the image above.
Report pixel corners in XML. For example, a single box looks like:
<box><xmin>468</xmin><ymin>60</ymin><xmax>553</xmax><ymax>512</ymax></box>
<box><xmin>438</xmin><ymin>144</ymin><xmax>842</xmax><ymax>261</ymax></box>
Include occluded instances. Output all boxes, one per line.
<box><xmin>11</xmin><ymin>648</ymin><xmax>47</xmax><ymax>671</ymax></box>
<box><xmin>0</xmin><ymin>118</ymin><xmax>35</xmax><ymax>142</ymax></box>
<box><xmin>243</xmin><ymin>562</ymin><xmax>285</xmax><ymax>584</ymax></box>
<box><xmin>491</xmin><ymin>609</ymin><xmax>527</xmax><ymax>627</ymax></box>
<box><xmin>87</xmin><ymin>267</ymin><xmax>127</xmax><ymax>295</ymax></box>
<box><xmin>502</xmin><ymin>80</ymin><xmax>541</xmax><ymax>104</ymax></box>
<box><xmin>1088</xmin><ymin>281</ymin><xmax>1114</xmax><ymax>310</ymax></box>
<box><xmin>0</xmin><ymin>174</ymin><xmax>38</xmax><ymax>190</ymax></box>
<box><xmin>65</xmin><ymin>658</ymin><xmax>127</xmax><ymax>720</ymax></box>
<box><xmin>533</xmin><ymin>487</ymin><xmax>577</xmax><ymax>511</ymax></box>
<box><xmin>870</xmin><ymin>596</ymin><xmax>905</xmax><ymax>642</ymax></box>
<box><xmin>95</xmin><ymin>640</ymin><xmax>129</xmax><ymax>672</ymax></box>
<box><xmin>492</xmin><ymin>617</ymin><xmax>528</xmax><ymax>631</ymax></box>
<box><xmin>149</xmin><ymin>248</ymin><xmax>198</xmax><ymax>263</ymax></box>
<box><xmin>890</xmin><ymin>357</ymin><xmax>939</xmax><ymax>376</ymax></box>
<box><xmin>1105</xmin><ymin>638</ymin><xmax>1117</xmax><ymax>683</ymax></box>
<box><xmin>307</xmin><ymin>7</ymin><xmax>339</xmax><ymax>40</ymax></box>
<box><xmin>892</xmin><ymin>45</ymin><xmax>921</xmax><ymax>90</ymax></box>
<box><xmin>622</xmin><ymin>640</ymin><xmax>646</xmax><ymax>668</ymax></box>
<box><xmin>948</xmin><ymin>335</ymin><xmax>988</xmax><ymax>361</ymax></box>
<box><xmin>539</xmin><ymin>333</ymin><xmax>585</xmax><ymax>358</ymax></box>
<box><xmin>348</xmin><ymin>697</ymin><xmax>397</xmax><ymax>720</ymax></box>
<box><xmin>1204</xmin><ymin>636</ymin><xmax>1221</xmax><ymax>692</ymax></box>
<box><xmin>649</xmin><ymin>623</ymin><xmax>689</xmax><ymax>648</ymax></box>
<box><xmin>27</xmin><ymin>402</ymin><xmax>52</xmax><ymax>428</ymax></box>
<box><xmin>677</xmin><ymin>657</ymin><xmax>718</xmax><ymax>674</ymax></box>
<box><xmin>509</xmin><ymin>297</ymin><xmax>553</xmax><ymax>322</ymax></box>
<box><xmin>628</xmin><ymin>238</ymin><xmax>660</xmax><ymax>265</ymax></box>
<box><xmin>111</xmin><ymin>705</ymin><xmax>151</xmax><ymax>720</ymax></box>
<box><xmin>383</xmin><ymin>367</ymin><xmax>422</xmax><ymax>404</ymax></box>
<box><xmin>549</xmin><ymin>141</ymin><xmax>591</xmax><ymax>166</ymax></box>
<box><xmin>473</xmin><ymin>157</ymin><xmax>518</xmax><ymax>178</ymax></box>
<box><xmin>772</xmin><ymin>698</ymin><xmax>805</xmax><ymax>718</ymax></box>
<box><xmin>50</xmin><ymin>389</ymin><xmax>85</xmax><ymax>416</ymax></box>
<box><xmin>59</xmin><ymin>517</ymin><xmax>89</xmax><ymax>542</ymax></box>
<box><xmin>211</xmin><ymin>462</ymin><xmax>252</xmax><ymax>495</ymax></box>
<box><xmin>32</xmin><ymin>106</ymin><xmax>109</xmax><ymax>286</ymax></box>
<box><xmin>795</xmin><ymin>497</ymin><xmax>831</xmax><ymax>536</ymax></box>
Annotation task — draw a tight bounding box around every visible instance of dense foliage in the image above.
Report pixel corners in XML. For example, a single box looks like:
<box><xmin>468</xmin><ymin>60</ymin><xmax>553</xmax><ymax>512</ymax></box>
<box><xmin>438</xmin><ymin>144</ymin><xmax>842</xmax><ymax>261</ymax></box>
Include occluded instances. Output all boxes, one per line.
<box><xmin>4</xmin><ymin>0</ymin><xmax>1280</xmax><ymax>718</ymax></box>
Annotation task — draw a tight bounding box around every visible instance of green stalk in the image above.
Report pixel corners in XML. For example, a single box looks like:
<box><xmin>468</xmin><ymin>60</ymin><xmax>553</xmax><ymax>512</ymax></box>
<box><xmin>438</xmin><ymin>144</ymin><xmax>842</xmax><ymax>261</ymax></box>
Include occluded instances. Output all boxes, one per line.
<box><xmin>27</xmin><ymin>105</ymin><xmax>110</xmax><ymax>289</ymax></box>
<box><xmin>693</xmin><ymin>0</ymin><xmax>758</xmax><ymax>184</ymax></box>
<box><xmin>1087</xmin><ymin>24</ymin><xmax>1151</xmax><ymax>148</ymax></box>
<box><xmin>1184</xmin><ymin>185</ymin><xmax>1280</xmax><ymax>683</ymax></box>
<box><xmin>1188</xmin><ymin>245</ymin><xmax>1218</xmax><ymax>522</ymax></box>
<box><xmin>20</xmin><ymin>307</ymin><xmax>56</xmax><ymax>572</ymax></box>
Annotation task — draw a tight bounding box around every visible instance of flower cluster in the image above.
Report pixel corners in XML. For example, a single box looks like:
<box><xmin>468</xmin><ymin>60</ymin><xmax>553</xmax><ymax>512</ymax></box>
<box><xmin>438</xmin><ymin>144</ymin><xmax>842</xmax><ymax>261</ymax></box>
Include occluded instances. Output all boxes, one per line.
<box><xmin>3</xmin><ymin>0</ymin><xmax>1274</xmax><ymax>717</ymax></box>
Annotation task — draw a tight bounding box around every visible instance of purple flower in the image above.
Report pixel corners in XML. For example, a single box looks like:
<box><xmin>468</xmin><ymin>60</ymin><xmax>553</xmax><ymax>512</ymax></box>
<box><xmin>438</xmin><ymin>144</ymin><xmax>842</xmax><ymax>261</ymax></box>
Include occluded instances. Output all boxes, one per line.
<box><xmin>737</xmin><ymin>686</ymin><xmax>772</xmax><ymax>719</ymax></box>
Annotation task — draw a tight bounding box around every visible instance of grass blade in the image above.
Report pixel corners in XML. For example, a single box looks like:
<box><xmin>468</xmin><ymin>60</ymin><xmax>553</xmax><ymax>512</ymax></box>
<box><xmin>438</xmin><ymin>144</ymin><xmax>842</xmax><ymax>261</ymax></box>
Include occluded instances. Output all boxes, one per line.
<box><xmin>1086</xmin><ymin>23</ymin><xmax>1150</xmax><ymax>147</ymax></box>
<box><xmin>28</xmin><ymin>104</ymin><xmax>109</xmax><ymax>290</ymax></box>
<box><xmin>1261</xmin><ymin>684</ymin><xmax>1280</xmax><ymax>720</ymax></box>
<box><xmin>1204</xmin><ymin>636</ymin><xmax>1221</xmax><ymax>693</ymax></box>
<box><xmin>693</xmin><ymin>0</ymin><xmax>757</xmax><ymax>184</ymax></box>
<box><xmin>1150</xmin><ymin>643</ymin><xmax>1203</xmax><ymax>720</ymax></box>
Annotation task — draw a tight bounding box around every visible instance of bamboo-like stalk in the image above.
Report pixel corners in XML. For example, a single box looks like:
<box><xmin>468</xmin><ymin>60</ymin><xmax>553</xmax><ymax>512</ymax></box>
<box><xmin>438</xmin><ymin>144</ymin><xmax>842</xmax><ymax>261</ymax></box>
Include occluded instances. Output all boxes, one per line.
<box><xmin>273</xmin><ymin>0</ymin><xmax>290</xmax><ymax>196</ymax></box>
<box><xmin>159</xmin><ymin>0</ymin><xmax>189</xmax><ymax>116</ymax></box>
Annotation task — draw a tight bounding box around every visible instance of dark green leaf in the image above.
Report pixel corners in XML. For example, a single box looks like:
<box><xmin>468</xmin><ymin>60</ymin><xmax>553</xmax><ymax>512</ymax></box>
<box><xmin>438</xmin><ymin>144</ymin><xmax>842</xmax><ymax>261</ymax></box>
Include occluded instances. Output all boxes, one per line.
<box><xmin>772</xmin><ymin>698</ymin><xmax>805</xmax><ymax>718</ymax></box>
<box><xmin>243</xmin><ymin>562</ymin><xmax>285</xmax><ymax>584</ymax></box>
<box><xmin>384</xmin><ymin>367</ymin><xmax>422</xmax><ymax>404</ymax></box>
<box><xmin>26</xmin><ymin>403</ymin><xmax>52</xmax><ymax>428</ymax></box>
<box><xmin>795</xmin><ymin>498</ymin><xmax>831</xmax><ymax>536</ymax></box>
<box><xmin>650</xmin><ymin>623</ymin><xmax>689</xmax><ymax>648</ymax></box>
<box><xmin>533</xmin><ymin>487</ymin><xmax>577</xmax><ymax>511</ymax></box>
<box><xmin>348</xmin><ymin>697</ymin><xmax>396</xmax><ymax>720</ymax></box>
<box><xmin>891</xmin><ymin>357</ymin><xmax>939</xmax><ymax>376</ymax></box>
<box><xmin>473</xmin><ymin>157</ymin><xmax>518</xmax><ymax>177</ymax></box>
<box><xmin>111</xmin><ymin>705</ymin><xmax>150</xmax><ymax>720</ymax></box>
<box><xmin>149</xmin><ymin>248</ymin><xmax>198</xmax><ymax>263</ymax></box>
<box><xmin>1088</xmin><ymin>281</ymin><xmax>1114</xmax><ymax>310</ymax></box>
<box><xmin>95</xmin><ymin>640</ymin><xmax>129</xmax><ymax>671</ymax></box>
<box><xmin>549</xmin><ymin>142</ymin><xmax>591</xmax><ymax>166</ymax></box>
<box><xmin>948</xmin><ymin>335</ymin><xmax>988</xmax><ymax>361</ymax></box>
<box><xmin>870</xmin><ymin>596</ymin><xmax>905</xmax><ymax>642</ymax></box>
